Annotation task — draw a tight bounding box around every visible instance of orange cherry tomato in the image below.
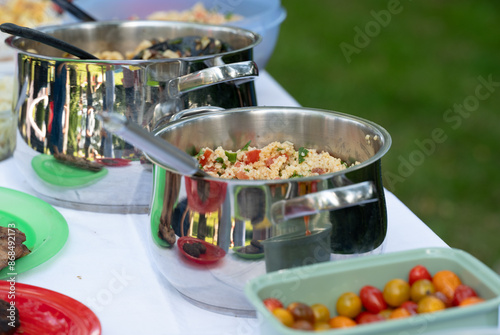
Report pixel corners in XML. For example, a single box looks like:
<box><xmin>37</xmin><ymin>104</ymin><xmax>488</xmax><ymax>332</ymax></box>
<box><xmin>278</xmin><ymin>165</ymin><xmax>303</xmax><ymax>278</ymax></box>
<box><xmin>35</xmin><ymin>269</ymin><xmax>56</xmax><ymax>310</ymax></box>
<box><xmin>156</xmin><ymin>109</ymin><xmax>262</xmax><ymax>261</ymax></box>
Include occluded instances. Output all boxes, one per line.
<box><xmin>432</xmin><ymin>270</ymin><xmax>461</xmax><ymax>300</ymax></box>
<box><xmin>417</xmin><ymin>295</ymin><xmax>446</xmax><ymax>313</ymax></box>
<box><xmin>272</xmin><ymin>307</ymin><xmax>294</xmax><ymax>327</ymax></box>
<box><xmin>410</xmin><ymin>279</ymin><xmax>436</xmax><ymax>302</ymax></box>
<box><xmin>383</xmin><ymin>279</ymin><xmax>411</xmax><ymax>307</ymax></box>
<box><xmin>329</xmin><ymin>316</ymin><xmax>356</xmax><ymax>328</ymax></box>
<box><xmin>336</xmin><ymin>292</ymin><xmax>362</xmax><ymax>319</ymax></box>
<box><xmin>311</xmin><ymin>303</ymin><xmax>330</xmax><ymax>323</ymax></box>
<box><xmin>459</xmin><ymin>296</ymin><xmax>485</xmax><ymax>307</ymax></box>
<box><xmin>389</xmin><ymin>307</ymin><xmax>411</xmax><ymax>319</ymax></box>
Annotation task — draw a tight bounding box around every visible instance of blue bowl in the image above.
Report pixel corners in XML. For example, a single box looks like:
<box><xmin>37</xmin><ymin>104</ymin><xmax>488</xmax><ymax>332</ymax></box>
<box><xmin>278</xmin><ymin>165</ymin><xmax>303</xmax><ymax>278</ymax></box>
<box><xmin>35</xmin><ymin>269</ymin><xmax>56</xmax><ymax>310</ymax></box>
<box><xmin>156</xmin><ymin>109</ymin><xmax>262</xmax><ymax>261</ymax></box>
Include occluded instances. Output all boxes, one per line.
<box><xmin>67</xmin><ymin>0</ymin><xmax>287</xmax><ymax>69</ymax></box>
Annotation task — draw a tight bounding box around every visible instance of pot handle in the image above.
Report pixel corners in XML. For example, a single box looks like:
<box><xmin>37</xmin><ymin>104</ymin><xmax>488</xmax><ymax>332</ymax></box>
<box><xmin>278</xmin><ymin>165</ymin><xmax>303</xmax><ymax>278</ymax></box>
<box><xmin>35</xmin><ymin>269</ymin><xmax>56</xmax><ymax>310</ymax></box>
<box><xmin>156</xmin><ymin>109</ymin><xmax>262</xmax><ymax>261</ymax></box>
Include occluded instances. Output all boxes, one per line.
<box><xmin>270</xmin><ymin>181</ymin><xmax>378</xmax><ymax>225</ymax></box>
<box><xmin>165</xmin><ymin>60</ymin><xmax>258</xmax><ymax>98</ymax></box>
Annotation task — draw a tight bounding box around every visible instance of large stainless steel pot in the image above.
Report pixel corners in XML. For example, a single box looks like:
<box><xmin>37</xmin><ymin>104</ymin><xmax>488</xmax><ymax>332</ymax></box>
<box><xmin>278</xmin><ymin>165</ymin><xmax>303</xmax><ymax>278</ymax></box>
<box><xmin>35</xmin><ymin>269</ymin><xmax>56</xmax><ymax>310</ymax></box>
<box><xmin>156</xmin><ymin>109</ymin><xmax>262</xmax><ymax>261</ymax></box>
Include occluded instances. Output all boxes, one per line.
<box><xmin>147</xmin><ymin>106</ymin><xmax>391</xmax><ymax>316</ymax></box>
<box><xmin>7</xmin><ymin>21</ymin><xmax>259</xmax><ymax>213</ymax></box>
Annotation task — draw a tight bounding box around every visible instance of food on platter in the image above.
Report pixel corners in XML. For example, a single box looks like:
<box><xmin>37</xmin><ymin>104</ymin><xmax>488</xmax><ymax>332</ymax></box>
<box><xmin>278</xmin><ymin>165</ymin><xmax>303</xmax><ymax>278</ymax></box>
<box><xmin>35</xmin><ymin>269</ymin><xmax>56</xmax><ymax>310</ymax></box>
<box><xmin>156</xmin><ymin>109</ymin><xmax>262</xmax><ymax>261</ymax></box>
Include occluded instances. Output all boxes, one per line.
<box><xmin>93</xmin><ymin>35</ymin><xmax>232</xmax><ymax>60</ymax></box>
<box><xmin>195</xmin><ymin>141</ymin><xmax>357</xmax><ymax>180</ymax></box>
<box><xmin>143</xmin><ymin>2</ymin><xmax>243</xmax><ymax>24</ymax></box>
<box><xmin>0</xmin><ymin>299</ymin><xmax>20</xmax><ymax>335</ymax></box>
<box><xmin>235</xmin><ymin>240</ymin><xmax>264</xmax><ymax>255</ymax></box>
<box><xmin>182</xmin><ymin>241</ymin><xmax>207</xmax><ymax>258</ymax></box>
<box><xmin>52</xmin><ymin>147</ymin><xmax>104</xmax><ymax>172</ymax></box>
<box><xmin>0</xmin><ymin>227</ymin><xmax>30</xmax><ymax>271</ymax></box>
<box><xmin>262</xmin><ymin>265</ymin><xmax>485</xmax><ymax>331</ymax></box>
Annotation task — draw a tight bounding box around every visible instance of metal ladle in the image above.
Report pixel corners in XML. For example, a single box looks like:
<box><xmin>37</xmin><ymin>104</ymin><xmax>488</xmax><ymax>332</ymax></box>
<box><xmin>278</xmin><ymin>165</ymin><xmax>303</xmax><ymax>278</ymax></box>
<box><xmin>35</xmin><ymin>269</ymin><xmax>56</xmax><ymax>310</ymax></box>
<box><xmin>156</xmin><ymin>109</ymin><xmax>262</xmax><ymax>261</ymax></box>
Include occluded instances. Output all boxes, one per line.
<box><xmin>50</xmin><ymin>0</ymin><xmax>97</xmax><ymax>22</ymax></box>
<box><xmin>0</xmin><ymin>23</ymin><xmax>98</xmax><ymax>59</ymax></box>
<box><xmin>98</xmin><ymin>112</ymin><xmax>208</xmax><ymax>178</ymax></box>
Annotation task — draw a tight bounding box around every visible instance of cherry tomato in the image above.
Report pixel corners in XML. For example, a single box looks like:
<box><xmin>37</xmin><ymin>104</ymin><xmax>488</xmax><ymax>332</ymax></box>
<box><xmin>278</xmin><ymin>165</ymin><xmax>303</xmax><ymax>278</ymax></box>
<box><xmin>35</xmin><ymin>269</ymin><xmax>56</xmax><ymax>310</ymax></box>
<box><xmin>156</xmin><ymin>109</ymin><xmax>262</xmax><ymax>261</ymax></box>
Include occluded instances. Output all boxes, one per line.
<box><xmin>383</xmin><ymin>279</ymin><xmax>411</xmax><ymax>307</ymax></box>
<box><xmin>198</xmin><ymin>149</ymin><xmax>213</xmax><ymax>167</ymax></box>
<box><xmin>410</xmin><ymin>279</ymin><xmax>435</xmax><ymax>302</ymax></box>
<box><xmin>459</xmin><ymin>296</ymin><xmax>485</xmax><ymax>306</ymax></box>
<box><xmin>314</xmin><ymin>321</ymin><xmax>331</xmax><ymax>331</ymax></box>
<box><xmin>272</xmin><ymin>308</ymin><xmax>294</xmax><ymax>327</ymax></box>
<box><xmin>291</xmin><ymin>320</ymin><xmax>314</xmax><ymax>330</ymax></box>
<box><xmin>360</xmin><ymin>285</ymin><xmax>387</xmax><ymax>314</ymax></box>
<box><xmin>329</xmin><ymin>316</ymin><xmax>357</xmax><ymax>328</ymax></box>
<box><xmin>378</xmin><ymin>308</ymin><xmax>393</xmax><ymax>319</ymax></box>
<box><xmin>244</xmin><ymin>149</ymin><xmax>261</xmax><ymax>164</ymax></box>
<box><xmin>355</xmin><ymin>311</ymin><xmax>385</xmax><ymax>324</ymax></box>
<box><xmin>336</xmin><ymin>292</ymin><xmax>362</xmax><ymax>319</ymax></box>
<box><xmin>432</xmin><ymin>270</ymin><xmax>461</xmax><ymax>300</ymax></box>
<box><xmin>389</xmin><ymin>307</ymin><xmax>411</xmax><ymax>319</ymax></box>
<box><xmin>400</xmin><ymin>301</ymin><xmax>418</xmax><ymax>315</ymax></box>
<box><xmin>263</xmin><ymin>298</ymin><xmax>283</xmax><ymax>312</ymax></box>
<box><xmin>408</xmin><ymin>265</ymin><xmax>432</xmax><ymax>286</ymax></box>
<box><xmin>433</xmin><ymin>291</ymin><xmax>453</xmax><ymax>307</ymax></box>
<box><xmin>417</xmin><ymin>295</ymin><xmax>446</xmax><ymax>313</ymax></box>
<box><xmin>452</xmin><ymin>284</ymin><xmax>478</xmax><ymax>306</ymax></box>
<box><xmin>287</xmin><ymin>302</ymin><xmax>315</xmax><ymax>323</ymax></box>
<box><xmin>311</xmin><ymin>303</ymin><xmax>330</xmax><ymax>323</ymax></box>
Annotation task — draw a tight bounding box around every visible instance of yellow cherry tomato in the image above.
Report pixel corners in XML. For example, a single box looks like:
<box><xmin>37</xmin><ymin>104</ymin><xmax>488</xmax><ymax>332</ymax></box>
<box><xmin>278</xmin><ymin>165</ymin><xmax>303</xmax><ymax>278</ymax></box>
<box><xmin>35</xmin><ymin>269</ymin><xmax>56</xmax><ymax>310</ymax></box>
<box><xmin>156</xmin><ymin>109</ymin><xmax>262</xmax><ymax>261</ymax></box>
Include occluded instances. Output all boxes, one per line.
<box><xmin>336</xmin><ymin>292</ymin><xmax>362</xmax><ymax>319</ymax></box>
<box><xmin>383</xmin><ymin>279</ymin><xmax>411</xmax><ymax>307</ymax></box>
<box><xmin>417</xmin><ymin>295</ymin><xmax>446</xmax><ymax>313</ymax></box>
<box><xmin>311</xmin><ymin>303</ymin><xmax>330</xmax><ymax>323</ymax></box>
<box><xmin>272</xmin><ymin>307</ymin><xmax>294</xmax><ymax>327</ymax></box>
<box><xmin>410</xmin><ymin>279</ymin><xmax>436</xmax><ymax>302</ymax></box>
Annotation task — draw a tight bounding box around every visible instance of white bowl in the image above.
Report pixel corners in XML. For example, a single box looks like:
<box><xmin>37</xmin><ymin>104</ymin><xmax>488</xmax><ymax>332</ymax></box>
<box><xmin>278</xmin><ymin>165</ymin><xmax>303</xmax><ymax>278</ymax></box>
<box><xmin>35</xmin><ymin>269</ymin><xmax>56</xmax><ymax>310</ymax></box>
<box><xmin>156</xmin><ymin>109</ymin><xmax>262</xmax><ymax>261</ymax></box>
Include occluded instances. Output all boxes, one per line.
<box><xmin>65</xmin><ymin>0</ymin><xmax>286</xmax><ymax>68</ymax></box>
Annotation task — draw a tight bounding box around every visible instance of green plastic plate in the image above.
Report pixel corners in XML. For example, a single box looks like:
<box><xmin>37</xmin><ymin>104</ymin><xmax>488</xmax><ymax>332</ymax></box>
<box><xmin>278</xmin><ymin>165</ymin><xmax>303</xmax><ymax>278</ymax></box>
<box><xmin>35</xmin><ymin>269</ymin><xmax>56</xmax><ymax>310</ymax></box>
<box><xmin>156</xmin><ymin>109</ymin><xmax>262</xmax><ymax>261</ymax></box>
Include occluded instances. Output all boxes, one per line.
<box><xmin>31</xmin><ymin>154</ymin><xmax>108</xmax><ymax>187</ymax></box>
<box><xmin>0</xmin><ymin>187</ymin><xmax>69</xmax><ymax>279</ymax></box>
<box><xmin>245</xmin><ymin>248</ymin><xmax>500</xmax><ymax>335</ymax></box>
<box><xmin>233</xmin><ymin>246</ymin><xmax>264</xmax><ymax>260</ymax></box>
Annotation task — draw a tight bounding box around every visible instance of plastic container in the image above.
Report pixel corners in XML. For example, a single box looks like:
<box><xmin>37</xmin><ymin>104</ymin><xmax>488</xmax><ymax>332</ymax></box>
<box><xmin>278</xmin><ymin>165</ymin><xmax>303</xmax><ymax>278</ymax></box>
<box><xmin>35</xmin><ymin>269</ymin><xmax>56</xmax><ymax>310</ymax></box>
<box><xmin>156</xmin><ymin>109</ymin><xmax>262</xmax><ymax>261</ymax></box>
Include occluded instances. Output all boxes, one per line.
<box><xmin>67</xmin><ymin>0</ymin><xmax>286</xmax><ymax>68</ymax></box>
<box><xmin>0</xmin><ymin>74</ymin><xmax>16</xmax><ymax>161</ymax></box>
<box><xmin>245</xmin><ymin>248</ymin><xmax>500</xmax><ymax>335</ymax></box>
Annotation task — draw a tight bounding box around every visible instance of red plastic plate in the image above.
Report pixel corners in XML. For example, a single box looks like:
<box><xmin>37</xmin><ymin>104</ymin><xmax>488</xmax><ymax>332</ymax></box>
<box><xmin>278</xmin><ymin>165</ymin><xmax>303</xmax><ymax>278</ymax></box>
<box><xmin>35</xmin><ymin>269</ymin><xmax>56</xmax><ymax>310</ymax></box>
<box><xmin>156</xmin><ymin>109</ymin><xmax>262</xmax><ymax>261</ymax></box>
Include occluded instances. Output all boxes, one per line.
<box><xmin>177</xmin><ymin>236</ymin><xmax>226</xmax><ymax>265</ymax></box>
<box><xmin>95</xmin><ymin>158</ymin><xmax>130</xmax><ymax>167</ymax></box>
<box><xmin>0</xmin><ymin>281</ymin><xmax>101</xmax><ymax>335</ymax></box>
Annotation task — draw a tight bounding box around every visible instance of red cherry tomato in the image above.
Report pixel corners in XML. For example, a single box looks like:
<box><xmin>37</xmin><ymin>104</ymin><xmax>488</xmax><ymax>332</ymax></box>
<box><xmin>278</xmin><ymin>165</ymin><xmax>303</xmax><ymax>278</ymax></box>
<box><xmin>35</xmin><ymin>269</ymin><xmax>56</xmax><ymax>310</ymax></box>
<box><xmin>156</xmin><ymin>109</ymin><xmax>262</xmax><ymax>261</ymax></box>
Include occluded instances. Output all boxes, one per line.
<box><xmin>198</xmin><ymin>149</ymin><xmax>213</xmax><ymax>167</ymax></box>
<box><xmin>452</xmin><ymin>284</ymin><xmax>478</xmax><ymax>306</ymax></box>
<box><xmin>408</xmin><ymin>265</ymin><xmax>432</xmax><ymax>286</ymax></box>
<box><xmin>263</xmin><ymin>298</ymin><xmax>283</xmax><ymax>312</ymax></box>
<box><xmin>355</xmin><ymin>311</ymin><xmax>385</xmax><ymax>324</ymax></box>
<box><xmin>244</xmin><ymin>149</ymin><xmax>261</xmax><ymax>164</ymax></box>
<box><xmin>400</xmin><ymin>300</ymin><xmax>418</xmax><ymax>315</ymax></box>
<box><xmin>360</xmin><ymin>285</ymin><xmax>387</xmax><ymax>314</ymax></box>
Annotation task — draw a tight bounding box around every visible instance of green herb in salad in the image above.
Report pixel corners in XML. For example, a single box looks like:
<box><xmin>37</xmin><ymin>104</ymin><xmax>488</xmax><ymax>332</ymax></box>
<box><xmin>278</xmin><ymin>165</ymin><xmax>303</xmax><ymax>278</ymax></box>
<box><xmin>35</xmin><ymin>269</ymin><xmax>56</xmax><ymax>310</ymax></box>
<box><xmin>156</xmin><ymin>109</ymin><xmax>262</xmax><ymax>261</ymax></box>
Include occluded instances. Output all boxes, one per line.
<box><xmin>225</xmin><ymin>151</ymin><xmax>237</xmax><ymax>163</ymax></box>
<box><xmin>298</xmin><ymin>147</ymin><xmax>309</xmax><ymax>164</ymax></box>
<box><xmin>241</xmin><ymin>140</ymin><xmax>251</xmax><ymax>151</ymax></box>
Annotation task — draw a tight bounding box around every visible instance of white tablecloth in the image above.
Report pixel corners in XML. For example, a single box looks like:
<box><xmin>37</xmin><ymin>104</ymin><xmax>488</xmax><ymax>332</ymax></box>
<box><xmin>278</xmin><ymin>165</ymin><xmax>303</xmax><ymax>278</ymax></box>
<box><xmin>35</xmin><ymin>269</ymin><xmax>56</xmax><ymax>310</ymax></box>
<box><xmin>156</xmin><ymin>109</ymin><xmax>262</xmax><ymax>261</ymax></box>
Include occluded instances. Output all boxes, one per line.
<box><xmin>0</xmin><ymin>71</ymin><xmax>448</xmax><ymax>335</ymax></box>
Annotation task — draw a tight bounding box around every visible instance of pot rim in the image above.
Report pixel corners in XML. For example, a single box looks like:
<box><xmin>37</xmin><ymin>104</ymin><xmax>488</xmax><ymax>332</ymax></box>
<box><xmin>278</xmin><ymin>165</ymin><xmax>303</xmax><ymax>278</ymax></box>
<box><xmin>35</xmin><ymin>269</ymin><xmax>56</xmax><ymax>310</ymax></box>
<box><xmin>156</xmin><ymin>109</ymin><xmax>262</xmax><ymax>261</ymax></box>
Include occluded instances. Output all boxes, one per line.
<box><xmin>4</xmin><ymin>20</ymin><xmax>262</xmax><ymax>64</ymax></box>
<box><xmin>151</xmin><ymin>106</ymin><xmax>392</xmax><ymax>184</ymax></box>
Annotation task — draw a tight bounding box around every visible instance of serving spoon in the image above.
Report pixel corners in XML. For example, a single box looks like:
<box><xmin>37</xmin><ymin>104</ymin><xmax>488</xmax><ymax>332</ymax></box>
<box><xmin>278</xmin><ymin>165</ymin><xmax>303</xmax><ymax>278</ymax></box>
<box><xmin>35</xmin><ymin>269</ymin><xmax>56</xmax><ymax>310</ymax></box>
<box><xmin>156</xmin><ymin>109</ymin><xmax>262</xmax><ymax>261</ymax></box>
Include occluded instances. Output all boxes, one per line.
<box><xmin>50</xmin><ymin>0</ymin><xmax>97</xmax><ymax>22</ymax></box>
<box><xmin>98</xmin><ymin>112</ymin><xmax>209</xmax><ymax>178</ymax></box>
<box><xmin>0</xmin><ymin>22</ymin><xmax>98</xmax><ymax>59</ymax></box>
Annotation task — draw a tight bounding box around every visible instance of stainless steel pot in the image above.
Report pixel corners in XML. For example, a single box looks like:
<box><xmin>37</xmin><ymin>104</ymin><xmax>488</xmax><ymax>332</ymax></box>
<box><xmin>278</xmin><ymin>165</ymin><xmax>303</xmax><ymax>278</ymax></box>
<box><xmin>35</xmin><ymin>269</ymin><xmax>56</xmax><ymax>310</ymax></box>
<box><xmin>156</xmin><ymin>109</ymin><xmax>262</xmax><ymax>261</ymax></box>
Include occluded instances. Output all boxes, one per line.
<box><xmin>7</xmin><ymin>21</ymin><xmax>259</xmax><ymax>213</ymax></box>
<box><xmin>147</xmin><ymin>106</ymin><xmax>391</xmax><ymax>316</ymax></box>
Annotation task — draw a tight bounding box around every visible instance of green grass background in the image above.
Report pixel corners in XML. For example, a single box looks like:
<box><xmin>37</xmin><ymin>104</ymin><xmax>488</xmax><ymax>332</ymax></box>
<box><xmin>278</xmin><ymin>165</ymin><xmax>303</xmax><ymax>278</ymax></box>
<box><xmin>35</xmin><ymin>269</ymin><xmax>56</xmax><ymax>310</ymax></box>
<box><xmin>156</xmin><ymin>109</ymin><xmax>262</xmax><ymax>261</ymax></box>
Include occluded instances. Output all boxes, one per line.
<box><xmin>266</xmin><ymin>1</ymin><xmax>500</xmax><ymax>272</ymax></box>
